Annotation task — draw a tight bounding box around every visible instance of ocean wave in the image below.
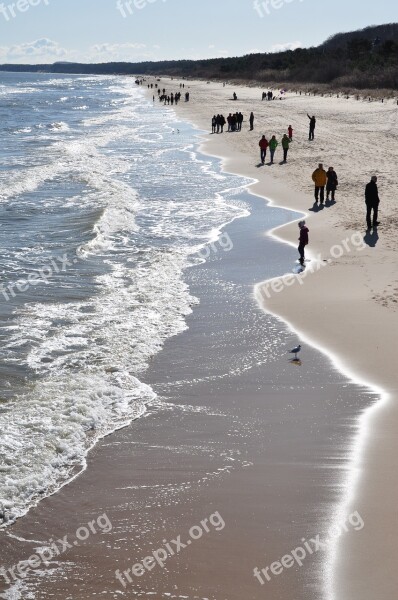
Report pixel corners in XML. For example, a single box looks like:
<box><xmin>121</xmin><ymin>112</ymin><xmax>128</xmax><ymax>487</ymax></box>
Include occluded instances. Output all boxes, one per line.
<box><xmin>0</xmin><ymin>74</ymin><xmax>249</xmax><ymax>528</ymax></box>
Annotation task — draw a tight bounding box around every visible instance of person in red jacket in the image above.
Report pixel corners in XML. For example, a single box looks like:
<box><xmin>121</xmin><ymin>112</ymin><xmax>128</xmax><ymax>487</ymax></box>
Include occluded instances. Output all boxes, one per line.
<box><xmin>298</xmin><ymin>220</ymin><xmax>309</xmax><ymax>266</ymax></box>
<box><xmin>259</xmin><ymin>135</ymin><xmax>269</xmax><ymax>164</ymax></box>
<box><xmin>288</xmin><ymin>125</ymin><xmax>293</xmax><ymax>140</ymax></box>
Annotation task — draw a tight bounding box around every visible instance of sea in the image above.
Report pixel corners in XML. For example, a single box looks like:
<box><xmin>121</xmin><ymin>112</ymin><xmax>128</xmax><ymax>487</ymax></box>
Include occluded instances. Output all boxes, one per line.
<box><xmin>0</xmin><ymin>72</ymin><xmax>254</xmax><ymax>527</ymax></box>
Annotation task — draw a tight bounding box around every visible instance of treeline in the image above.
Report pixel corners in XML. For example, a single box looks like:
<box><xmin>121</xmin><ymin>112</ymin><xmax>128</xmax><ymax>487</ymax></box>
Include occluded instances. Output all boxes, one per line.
<box><xmin>1</xmin><ymin>23</ymin><xmax>398</xmax><ymax>90</ymax></box>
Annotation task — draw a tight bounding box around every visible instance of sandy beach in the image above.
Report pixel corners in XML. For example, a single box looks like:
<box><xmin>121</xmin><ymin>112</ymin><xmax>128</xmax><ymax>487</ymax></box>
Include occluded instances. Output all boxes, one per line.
<box><xmin>0</xmin><ymin>75</ymin><xmax>397</xmax><ymax>600</ymax></box>
<box><xmin>152</xmin><ymin>78</ymin><xmax>398</xmax><ymax>599</ymax></box>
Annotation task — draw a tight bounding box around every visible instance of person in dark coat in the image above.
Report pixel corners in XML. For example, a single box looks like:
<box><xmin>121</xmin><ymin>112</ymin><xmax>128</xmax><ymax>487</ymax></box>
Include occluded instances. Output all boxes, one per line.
<box><xmin>365</xmin><ymin>176</ymin><xmax>380</xmax><ymax>230</ymax></box>
<box><xmin>298</xmin><ymin>221</ymin><xmax>309</xmax><ymax>266</ymax></box>
<box><xmin>259</xmin><ymin>135</ymin><xmax>269</xmax><ymax>164</ymax></box>
<box><xmin>249</xmin><ymin>112</ymin><xmax>254</xmax><ymax>131</ymax></box>
<box><xmin>326</xmin><ymin>167</ymin><xmax>338</xmax><ymax>201</ymax></box>
<box><xmin>211</xmin><ymin>115</ymin><xmax>217</xmax><ymax>134</ymax></box>
<box><xmin>237</xmin><ymin>112</ymin><xmax>244</xmax><ymax>131</ymax></box>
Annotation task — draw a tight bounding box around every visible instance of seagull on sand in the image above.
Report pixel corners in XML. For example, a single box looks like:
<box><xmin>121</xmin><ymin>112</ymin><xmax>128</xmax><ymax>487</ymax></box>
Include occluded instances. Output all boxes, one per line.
<box><xmin>289</xmin><ymin>344</ymin><xmax>301</xmax><ymax>360</ymax></box>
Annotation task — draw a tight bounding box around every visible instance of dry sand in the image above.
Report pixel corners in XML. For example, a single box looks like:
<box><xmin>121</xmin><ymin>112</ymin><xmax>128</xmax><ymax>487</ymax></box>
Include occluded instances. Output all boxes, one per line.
<box><xmin>150</xmin><ymin>78</ymin><xmax>398</xmax><ymax>599</ymax></box>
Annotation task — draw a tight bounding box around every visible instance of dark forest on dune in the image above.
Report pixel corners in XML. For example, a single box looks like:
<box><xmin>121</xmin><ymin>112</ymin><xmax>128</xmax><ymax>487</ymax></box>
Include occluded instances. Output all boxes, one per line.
<box><xmin>1</xmin><ymin>24</ymin><xmax>398</xmax><ymax>90</ymax></box>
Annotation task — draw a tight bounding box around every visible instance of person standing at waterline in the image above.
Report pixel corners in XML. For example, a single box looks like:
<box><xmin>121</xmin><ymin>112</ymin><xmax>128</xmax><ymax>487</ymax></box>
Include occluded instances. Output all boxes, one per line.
<box><xmin>365</xmin><ymin>175</ymin><xmax>380</xmax><ymax>229</ymax></box>
<box><xmin>298</xmin><ymin>220</ymin><xmax>309</xmax><ymax>266</ymax></box>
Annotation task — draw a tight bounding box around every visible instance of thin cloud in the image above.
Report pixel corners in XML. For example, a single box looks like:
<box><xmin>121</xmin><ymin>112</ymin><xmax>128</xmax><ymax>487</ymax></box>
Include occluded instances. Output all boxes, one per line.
<box><xmin>88</xmin><ymin>42</ymin><xmax>157</xmax><ymax>62</ymax></box>
<box><xmin>0</xmin><ymin>38</ymin><xmax>67</xmax><ymax>62</ymax></box>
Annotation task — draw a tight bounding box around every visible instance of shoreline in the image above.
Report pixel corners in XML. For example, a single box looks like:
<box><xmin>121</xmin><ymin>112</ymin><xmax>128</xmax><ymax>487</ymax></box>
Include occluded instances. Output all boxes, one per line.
<box><xmin>0</xmin><ymin>96</ymin><xmax>369</xmax><ymax>600</ymax></box>
<box><xmin>148</xmin><ymin>77</ymin><xmax>398</xmax><ymax>598</ymax></box>
<box><xmin>194</xmin><ymin>122</ymin><xmax>391</xmax><ymax>600</ymax></box>
<box><xmin>197</xmin><ymin>120</ymin><xmax>389</xmax><ymax>600</ymax></box>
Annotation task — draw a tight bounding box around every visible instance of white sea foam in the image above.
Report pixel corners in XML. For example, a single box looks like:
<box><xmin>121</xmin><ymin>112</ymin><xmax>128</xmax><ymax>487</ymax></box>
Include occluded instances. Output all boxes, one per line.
<box><xmin>0</xmin><ymin>74</ymin><xmax>247</xmax><ymax>529</ymax></box>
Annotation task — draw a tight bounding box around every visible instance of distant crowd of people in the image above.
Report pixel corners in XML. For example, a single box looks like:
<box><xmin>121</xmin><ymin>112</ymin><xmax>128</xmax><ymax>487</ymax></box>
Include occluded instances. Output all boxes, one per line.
<box><xmin>155</xmin><ymin>88</ymin><xmax>190</xmax><ymax>104</ymax></box>
<box><xmin>262</xmin><ymin>90</ymin><xmax>274</xmax><ymax>101</ymax></box>
<box><xmin>211</xmin><ymin>111</ymin><xmax>255</xmax><ymax>134</ymax></box>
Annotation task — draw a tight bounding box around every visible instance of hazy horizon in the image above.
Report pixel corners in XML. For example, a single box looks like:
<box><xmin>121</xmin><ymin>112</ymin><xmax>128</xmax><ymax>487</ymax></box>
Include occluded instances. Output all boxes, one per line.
<box><xmin>0</xmin><ymin>0</ymin><xmax>396</xmax><ymax>65</ymax></box>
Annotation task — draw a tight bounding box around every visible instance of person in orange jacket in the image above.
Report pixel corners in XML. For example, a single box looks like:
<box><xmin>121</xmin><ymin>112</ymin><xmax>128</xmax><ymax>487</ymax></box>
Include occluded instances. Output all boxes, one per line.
<box><xmin>312</xmin><ymin>163</ymin><xmax>327</xmax><ymax>204</ymax></box>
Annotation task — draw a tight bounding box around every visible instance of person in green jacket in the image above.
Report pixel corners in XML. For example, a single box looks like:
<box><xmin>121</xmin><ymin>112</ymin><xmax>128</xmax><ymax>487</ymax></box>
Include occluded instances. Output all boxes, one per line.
<box><xmin>269</xmin><ymin>135</ymin><xmax>278</xmax><ymax>164</ymax></box>
<box><xmin>281</xmin><ymin>134</ymin><xmax>290</xmax><ymax>162</ymax></box>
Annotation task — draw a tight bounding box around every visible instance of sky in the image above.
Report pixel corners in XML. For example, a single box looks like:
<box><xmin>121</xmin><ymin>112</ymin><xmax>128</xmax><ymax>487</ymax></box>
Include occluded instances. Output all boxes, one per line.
<box><xmin>0</xmin><ymin>0</ymin><xmax>396</xmax><ymax>64</ymax></box>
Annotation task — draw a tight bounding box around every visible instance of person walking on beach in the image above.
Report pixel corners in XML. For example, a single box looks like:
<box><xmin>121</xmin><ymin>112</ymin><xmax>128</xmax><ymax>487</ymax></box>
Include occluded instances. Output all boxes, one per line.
<box><xmin>269</xmin><ymin>135</ymin><xmax>278</xmax><ymax>164</ymax></box>
<box><xmin>288</xmin><ymin>125</ymin><xmax>293</xmax><ymax>140</ymax></box>
<box><xmin>249</xmin><ymin>112</ymin><xmax>254</xmax><ymax>131</ymax></box>
<box><xmin>312</xmin><ymin>163</ymin><xmax>327</xmax><ymax>204</ymax></box>
<box><xmin>326</xmin><ymin>166</ymin><xmax>338</xmax><ymax>201</ymax></box>
<box><xmin>298</xmin><ymin>220</ymin><xmax>309</xmax><ymax>266</ymax></box>
<box><xmin>365</xmin><ymin>175</ymin><xmax>380</xmax><ymax>230</ymax></box>
<box><xmin>281</xmin><ymin>134</ymin><xmax>290</xmax><ymax>162</ymax></box>
<box><xmin>307</xmin><ymin>114</ymin><xmax>316</xmax><ymax>140</ymax></box>
<box><xmin>259</xmin><ymin>135</ymin><xmax>269</xmax><ymax>164</ymax></box>
<box><xmin>219</xmin><ymin>114</ymin><xmax>226</xmax><ymax>133</ymax></box>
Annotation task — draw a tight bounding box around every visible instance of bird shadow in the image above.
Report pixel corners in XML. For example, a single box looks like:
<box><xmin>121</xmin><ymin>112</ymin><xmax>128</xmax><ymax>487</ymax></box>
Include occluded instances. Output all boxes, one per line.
<box><xmin>289</xmin><ymin>358</ymin><xmax>302</xmax><ymax>366</ymax></box>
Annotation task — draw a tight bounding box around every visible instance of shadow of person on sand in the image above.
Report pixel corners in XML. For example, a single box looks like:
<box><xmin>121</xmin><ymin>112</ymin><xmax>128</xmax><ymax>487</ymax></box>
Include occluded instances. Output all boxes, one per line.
<box><xmin>324</xmin><ymin>199</ymin><xmax>336</xmax><ymax>208</ymax></box>
<box><xmin>256</xmin><ymin>162</ymin><xmax>265</xmax><ymax>168</ymax></box>
<box><xmin>309</xmin><ymin>201</ymin><xmax>324</xmax><ymax>212</ymax></box>
<box><xmin>363</xmin><ymin>227</ymin><xmax>379</xmax><ymax>247</ymax></box>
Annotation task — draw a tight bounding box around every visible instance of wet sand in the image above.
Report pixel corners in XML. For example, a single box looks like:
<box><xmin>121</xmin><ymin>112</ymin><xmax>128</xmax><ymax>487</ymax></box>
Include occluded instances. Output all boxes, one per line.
<box><xmin>0</xmin><ymin>189</ymin><xmax>373</xmax><ymax>599</ymax></box>
<box><xmin>153</xmin><ymin>78</ymin><xmax>398</xmax><ymax>599</ymax></box>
